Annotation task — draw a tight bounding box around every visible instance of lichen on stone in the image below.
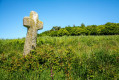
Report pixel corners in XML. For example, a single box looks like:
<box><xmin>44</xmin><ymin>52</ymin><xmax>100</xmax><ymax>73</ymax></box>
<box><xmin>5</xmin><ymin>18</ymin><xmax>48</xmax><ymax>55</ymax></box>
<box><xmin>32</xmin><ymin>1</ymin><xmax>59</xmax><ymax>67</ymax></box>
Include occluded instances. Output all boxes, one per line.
<box><xmin>23</xmin><ymin>11</ymin><xmax>43</xmax><ymax>56</ymax></box>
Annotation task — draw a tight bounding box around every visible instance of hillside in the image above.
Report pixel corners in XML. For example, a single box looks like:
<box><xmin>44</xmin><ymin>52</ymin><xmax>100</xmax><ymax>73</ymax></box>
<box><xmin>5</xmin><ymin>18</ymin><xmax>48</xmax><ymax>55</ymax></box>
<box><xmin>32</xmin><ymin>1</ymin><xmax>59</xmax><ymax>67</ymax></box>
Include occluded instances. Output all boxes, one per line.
<box><xmin>0</xmin><ymin>35</ymin><xmax>119</xmax><ymax>80</ymax></box>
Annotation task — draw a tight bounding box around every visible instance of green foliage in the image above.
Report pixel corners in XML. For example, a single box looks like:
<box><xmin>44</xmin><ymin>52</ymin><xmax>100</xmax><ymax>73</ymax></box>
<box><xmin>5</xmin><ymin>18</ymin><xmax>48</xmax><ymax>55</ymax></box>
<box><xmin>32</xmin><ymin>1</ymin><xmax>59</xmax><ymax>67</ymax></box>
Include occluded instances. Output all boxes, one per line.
<box><xmin>0</xmin><ymin>35</ymin><xmax>119</xmax><ymax>79</ymax></box>
<box><xmin>39</xmin><ymin>22</ymin><xmax>119</xmax><ymax>36</ymax></box>
<box><xmin>51</xmin><ymin>26</ymin><xmax>61</xmax><ymax>31</ymax></box>
<box><xmin>81</xmin><ymin>23</ymin><xmax>85</xmax><ymax>28</ymax></box>
<box><xmin>57</xmin><ymin>28</ymin><xmax>70</xmax><ymax>36</ymax></box>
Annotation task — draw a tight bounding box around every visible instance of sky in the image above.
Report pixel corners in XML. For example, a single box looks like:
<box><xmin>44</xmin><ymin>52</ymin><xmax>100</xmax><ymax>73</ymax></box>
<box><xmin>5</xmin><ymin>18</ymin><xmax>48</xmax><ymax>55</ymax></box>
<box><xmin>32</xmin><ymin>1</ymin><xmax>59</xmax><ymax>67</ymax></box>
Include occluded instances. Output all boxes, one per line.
<box><xmin>0</xmin><ymin>0</ymin><xmax>119</xmax><ymax>39</ymax></box>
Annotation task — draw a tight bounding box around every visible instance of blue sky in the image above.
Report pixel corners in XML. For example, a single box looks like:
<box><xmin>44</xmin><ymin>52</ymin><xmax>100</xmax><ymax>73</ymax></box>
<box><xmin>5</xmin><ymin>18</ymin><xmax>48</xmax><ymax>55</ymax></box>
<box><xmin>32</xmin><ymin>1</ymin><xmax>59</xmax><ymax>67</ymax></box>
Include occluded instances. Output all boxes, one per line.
<box><xmin>0</xmin><ymin>0</ymin><xmax>119</xmax><ymax>39</ymax></box>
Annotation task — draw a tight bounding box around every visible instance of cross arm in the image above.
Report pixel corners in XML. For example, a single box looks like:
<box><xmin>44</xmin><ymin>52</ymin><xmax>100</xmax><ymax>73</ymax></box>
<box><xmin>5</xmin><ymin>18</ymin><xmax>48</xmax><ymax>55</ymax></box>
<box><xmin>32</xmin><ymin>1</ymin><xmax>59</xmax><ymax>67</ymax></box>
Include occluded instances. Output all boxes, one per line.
<box><xmin>23</xmin><ymin>17</ymin><xmax>32</xmax><ymax>28</ymax></box>
<box><xmin>36</xmin><ymin>20</ymin><xmax>43</xmax><ymax>30</ymax></box>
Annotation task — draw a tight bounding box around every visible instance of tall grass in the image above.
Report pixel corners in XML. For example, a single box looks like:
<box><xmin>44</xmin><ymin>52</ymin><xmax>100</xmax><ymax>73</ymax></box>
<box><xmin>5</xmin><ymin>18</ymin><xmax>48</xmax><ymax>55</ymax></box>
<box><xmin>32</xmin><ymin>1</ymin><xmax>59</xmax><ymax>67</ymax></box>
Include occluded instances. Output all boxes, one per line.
<box><xmin>0</xmin><ymin>35</ymin><xmax>119</xmax><ymax>80</ymax></box>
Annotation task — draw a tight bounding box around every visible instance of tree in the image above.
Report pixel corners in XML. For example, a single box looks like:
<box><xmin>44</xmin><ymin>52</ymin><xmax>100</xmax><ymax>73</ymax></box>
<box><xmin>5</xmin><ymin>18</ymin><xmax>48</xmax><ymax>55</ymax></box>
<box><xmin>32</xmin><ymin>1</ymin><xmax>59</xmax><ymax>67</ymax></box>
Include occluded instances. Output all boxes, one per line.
<box><xmin>49</xmin><ymin>31</ymin><xmax>58</xmax><ymax>37</ymax></box>
<box><xmin>86</xmin><ymin>25</ymin><xmax>97</xmax><ymax>35</ymax></box>
<box><xmin>51</xmin><ymin>26</ymin><xmax>61</xmax><ymax>31</ymax></box>
<box><xmin>74</xmin><ymin>27</ymin><xmax>86</xmax><ymax>35</ymax></box>
<box><xmin>57</xmin><ymin>29</ymin><xmax>69</xmax><ymax>36</ymax></box>
<box><xmin>81</xmin><ymin>23</ymin><xmax>85</xmax><ymax>28</ymax></box>
<box><xmin>38</xmin><ymin>22</ymin><xmax>119</xmax><ymax>36</ymax></box>
<box><xmin>96</xmin><ymin>25</ymin><xmax>105</xmax><ymax>35</ymax></box>
<box><xmin>104</xmin><ymin>22</ymin><xmax>118</xmax><ymax>35</ymax></box>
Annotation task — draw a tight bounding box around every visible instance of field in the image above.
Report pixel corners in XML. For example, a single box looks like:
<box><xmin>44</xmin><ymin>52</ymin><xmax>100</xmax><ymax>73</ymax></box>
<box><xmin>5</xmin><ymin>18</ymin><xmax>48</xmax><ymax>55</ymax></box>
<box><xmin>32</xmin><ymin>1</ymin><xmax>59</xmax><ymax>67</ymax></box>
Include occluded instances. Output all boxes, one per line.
<box><xmin>0</xmin><ymin>35</ymin><xmax>119</xmax><ymax>80</ymax></box>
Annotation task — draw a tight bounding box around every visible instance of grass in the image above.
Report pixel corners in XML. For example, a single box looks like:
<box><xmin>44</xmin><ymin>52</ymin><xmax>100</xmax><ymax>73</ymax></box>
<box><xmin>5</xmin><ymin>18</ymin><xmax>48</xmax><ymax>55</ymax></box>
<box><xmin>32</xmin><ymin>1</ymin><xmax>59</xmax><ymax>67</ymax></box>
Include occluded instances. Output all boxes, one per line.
<box><xmin>0</xmin><ymin>35</ymin><xmax>119</xmax><ymax>80</ymax></box>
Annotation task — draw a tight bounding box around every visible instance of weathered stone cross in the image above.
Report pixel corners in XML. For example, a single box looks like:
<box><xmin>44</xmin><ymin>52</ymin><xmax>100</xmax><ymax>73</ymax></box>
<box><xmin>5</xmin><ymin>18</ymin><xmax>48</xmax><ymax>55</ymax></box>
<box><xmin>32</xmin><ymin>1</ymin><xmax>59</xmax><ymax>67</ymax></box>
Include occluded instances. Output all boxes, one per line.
<box><xmin>23</xmin><ymin>11</ymin><xmax>43</xmax><ymax>56</ymax></box>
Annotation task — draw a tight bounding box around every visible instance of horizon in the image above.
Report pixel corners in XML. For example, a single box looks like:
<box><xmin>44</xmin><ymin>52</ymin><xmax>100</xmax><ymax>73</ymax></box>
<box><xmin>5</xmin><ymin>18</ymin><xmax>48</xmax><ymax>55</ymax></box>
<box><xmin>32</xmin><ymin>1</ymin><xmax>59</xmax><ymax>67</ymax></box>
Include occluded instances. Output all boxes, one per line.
<box><xmin>0</xmin><ymin>0</ymin><xmax>119</xmax><ymax>39</ymax></box>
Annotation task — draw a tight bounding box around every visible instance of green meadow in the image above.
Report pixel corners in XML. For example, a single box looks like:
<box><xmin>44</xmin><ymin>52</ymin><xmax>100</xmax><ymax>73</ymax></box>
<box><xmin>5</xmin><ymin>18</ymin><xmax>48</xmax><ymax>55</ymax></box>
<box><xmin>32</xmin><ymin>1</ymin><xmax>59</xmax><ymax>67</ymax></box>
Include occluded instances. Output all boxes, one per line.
<box><xmin>0</xmin><ymin>35</ymin><xmax>119</xmax><ymax>80</ymax></box>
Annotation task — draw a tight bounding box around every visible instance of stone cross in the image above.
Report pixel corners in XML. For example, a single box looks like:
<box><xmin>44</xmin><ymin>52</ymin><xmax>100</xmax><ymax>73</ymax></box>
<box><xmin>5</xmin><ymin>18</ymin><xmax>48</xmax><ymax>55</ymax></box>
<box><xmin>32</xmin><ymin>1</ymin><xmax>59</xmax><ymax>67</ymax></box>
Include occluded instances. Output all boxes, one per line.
<box><xmin>23</xmin><ymin>11</ymin><xmax>43</xmax><ymax>56</ymax></box>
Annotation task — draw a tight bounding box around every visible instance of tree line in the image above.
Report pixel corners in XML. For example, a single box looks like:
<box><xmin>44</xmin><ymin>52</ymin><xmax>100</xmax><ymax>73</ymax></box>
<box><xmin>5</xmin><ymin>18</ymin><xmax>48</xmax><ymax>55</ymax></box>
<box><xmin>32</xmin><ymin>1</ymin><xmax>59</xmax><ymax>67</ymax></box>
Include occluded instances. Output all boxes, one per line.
<box><xmin>38</xmin><ymin>22</ymin><xmax>119</xmax><ymax>37</ymax></box>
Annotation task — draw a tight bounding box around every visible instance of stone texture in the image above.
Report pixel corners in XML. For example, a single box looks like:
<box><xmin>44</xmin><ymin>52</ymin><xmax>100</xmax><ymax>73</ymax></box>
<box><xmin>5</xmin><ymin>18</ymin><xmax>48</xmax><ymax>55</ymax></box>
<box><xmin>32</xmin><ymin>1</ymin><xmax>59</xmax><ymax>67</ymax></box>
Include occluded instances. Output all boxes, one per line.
<box><xmin>23</xmin><ymin>11</ymin><xmax>43</xmax><ymax>56</ymax></box>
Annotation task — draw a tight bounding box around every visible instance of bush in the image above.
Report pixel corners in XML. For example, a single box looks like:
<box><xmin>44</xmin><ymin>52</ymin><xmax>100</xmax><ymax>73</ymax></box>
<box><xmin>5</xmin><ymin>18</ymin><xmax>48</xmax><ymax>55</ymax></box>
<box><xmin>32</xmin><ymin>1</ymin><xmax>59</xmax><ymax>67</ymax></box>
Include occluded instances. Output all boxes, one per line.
<box><xmin>0</xmin><ymin>35</ymin><xmax>119</xmax><ymax>79</ymax></box>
